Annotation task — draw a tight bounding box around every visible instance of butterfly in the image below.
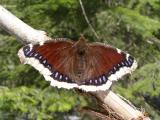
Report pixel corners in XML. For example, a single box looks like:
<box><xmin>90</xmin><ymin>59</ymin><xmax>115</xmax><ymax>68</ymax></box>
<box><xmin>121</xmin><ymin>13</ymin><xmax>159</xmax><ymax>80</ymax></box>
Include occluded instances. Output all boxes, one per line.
<box><xmin>18</xmin><ymin>36</ymin><xmax>137</xmax><ymax>91</ymax></box>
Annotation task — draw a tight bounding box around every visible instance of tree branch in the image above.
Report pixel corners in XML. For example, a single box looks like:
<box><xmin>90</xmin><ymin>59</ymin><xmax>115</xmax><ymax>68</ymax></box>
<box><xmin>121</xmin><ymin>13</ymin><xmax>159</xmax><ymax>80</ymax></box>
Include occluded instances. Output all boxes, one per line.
<box><xmin>0</xmin><ymin>6</ymin><xmax>51</xmax><ymax>44</ymax></box>
<box><xmin>93</xmin><ymin>91</ymin><xmax>150</xmax><ymax>120</ymax></box>
<box><xmin>0</xmin><ymin>5</ymin><xmax>150</xmax><ymax>120</ymax></box>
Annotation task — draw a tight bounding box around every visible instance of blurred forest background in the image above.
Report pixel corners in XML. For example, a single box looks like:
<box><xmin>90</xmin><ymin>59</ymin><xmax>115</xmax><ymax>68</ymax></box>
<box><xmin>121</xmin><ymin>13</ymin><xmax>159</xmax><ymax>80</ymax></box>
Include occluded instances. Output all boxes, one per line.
<box><xmin>0</xmin><ymin>0</ymin><xmax>160</xmax><ymax>120</ymax></box>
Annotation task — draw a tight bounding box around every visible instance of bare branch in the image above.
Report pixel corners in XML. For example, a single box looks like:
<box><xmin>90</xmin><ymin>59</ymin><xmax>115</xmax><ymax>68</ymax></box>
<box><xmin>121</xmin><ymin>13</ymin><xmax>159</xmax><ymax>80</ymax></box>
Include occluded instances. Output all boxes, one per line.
<box><xmin>93</xmin><ymin>91</ymin><xmax>150</xmax><ymax>120</ymax></box>
<box><xmin>0</xmin><ymin>5</ymin><xmax>51</xmax><ymax>44</ymax></box>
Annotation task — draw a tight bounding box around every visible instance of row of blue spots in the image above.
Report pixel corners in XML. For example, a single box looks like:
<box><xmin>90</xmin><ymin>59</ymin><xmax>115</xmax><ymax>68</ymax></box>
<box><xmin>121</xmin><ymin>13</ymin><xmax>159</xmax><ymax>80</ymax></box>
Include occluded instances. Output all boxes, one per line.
<box><xmin>23</xmin><ymin>45</ymin><xmax>52</xmax><ymax>71</ymax></box>
<box><xmin>84</xmin><ymin>74</ymin><xmax>108</xmax><ymax>86</ymax></box>
<box><xmin>50</xmin><ymin>71</ymin><xmax>74</xmax><ymax>83</ymax></box>
<box><xmin>23</xmin><ymin>45</ymin><xmax>74</xmax><ymax>83</ymax></box>
<box><xmin>84</xmin><ymin>56</ymin><xmax>134</xmax><ymax>86</ymax></box>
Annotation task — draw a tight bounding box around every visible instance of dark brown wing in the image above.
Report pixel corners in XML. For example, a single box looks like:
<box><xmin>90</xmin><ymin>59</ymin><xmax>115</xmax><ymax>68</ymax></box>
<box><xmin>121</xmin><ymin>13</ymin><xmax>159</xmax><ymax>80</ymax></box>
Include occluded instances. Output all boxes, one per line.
<box><xmin>32</xmin><ymin>40</ymin><xmax>77</xmax><ymax>83</ymax></box>
<box><xmin>81</xmin><ymin>43</ymin><xmax>135</xmax><ymax>86</ymax></box>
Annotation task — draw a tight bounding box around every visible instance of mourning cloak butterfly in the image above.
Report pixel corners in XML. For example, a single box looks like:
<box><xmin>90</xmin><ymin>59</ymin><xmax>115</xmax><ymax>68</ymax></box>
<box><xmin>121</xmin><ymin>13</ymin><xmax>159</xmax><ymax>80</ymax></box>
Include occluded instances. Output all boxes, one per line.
<box><xmin>18</xmin><ymin>36</ymin><xmax>137</xmax><ymax>91</ymax></box>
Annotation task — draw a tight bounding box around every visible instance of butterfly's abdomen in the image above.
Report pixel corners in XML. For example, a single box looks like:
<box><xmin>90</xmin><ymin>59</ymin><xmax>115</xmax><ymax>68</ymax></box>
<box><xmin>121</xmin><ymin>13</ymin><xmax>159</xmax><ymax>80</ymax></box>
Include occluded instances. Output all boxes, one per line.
<box><xmin>73</xmin><ymin>48</ymin><xmax>87</xmax><ymax>81</ymax></box>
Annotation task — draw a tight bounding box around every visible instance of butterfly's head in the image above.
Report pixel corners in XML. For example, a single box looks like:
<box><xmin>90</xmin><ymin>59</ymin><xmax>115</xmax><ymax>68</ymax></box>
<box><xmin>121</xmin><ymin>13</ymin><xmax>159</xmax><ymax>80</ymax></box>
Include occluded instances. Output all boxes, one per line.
<box><xmin>74</xmin><ymin>35</ymin><xmax>88</xmax><ymax>56</ymax></box>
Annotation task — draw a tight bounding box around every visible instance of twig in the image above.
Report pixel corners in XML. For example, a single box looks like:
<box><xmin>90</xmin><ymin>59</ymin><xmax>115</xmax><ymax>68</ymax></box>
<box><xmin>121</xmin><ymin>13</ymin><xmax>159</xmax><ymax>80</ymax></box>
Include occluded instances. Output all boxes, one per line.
<box><xmin>79</xmin><ymin>0</ymin><xmax>100</xmax><ymax>41</ymax></box>
<box><xmin>0</xmin><ymin>5</ymin><xmax>151</xmax><ymax>120</ymax></box>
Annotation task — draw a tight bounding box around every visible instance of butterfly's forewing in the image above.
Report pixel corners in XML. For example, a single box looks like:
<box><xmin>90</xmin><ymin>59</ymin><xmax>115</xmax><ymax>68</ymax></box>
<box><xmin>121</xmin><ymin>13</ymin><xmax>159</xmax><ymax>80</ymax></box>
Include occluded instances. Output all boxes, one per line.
<box><xmin>33</xmin><ymin>40</ymin><xmax>73</xmax><ymax>76</ymax></box>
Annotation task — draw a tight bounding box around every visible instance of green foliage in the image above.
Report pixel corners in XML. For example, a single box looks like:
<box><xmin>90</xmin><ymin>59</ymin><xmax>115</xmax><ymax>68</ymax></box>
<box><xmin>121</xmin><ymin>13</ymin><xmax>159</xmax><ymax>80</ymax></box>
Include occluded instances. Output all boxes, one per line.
<box><xmin>0</xmin><ymin>0</ymin><xmax>160</xmax><ymax>119</ymax></box>
<box><xmin>0</xmin><ymin>86</ymin><xmax>86</xmax><ymax>120</ymax></box>
<box><xmin>114</xmin><ymin>7</ymin><xmax>160</xmax><ymax>38</ymax></box>
<box><xmin>95</xmin><ymin>10</ymin><xmax>126</xmax><ymax>48</ymax></box>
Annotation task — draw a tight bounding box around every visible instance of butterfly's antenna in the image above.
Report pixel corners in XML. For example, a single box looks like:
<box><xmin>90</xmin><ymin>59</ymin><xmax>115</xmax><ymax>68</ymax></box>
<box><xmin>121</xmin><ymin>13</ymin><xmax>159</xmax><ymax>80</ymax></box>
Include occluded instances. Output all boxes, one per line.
<box><xmin>79</xmin><ymin>0</ymin><xmax>101</xmax><ymax>41</ymax></box>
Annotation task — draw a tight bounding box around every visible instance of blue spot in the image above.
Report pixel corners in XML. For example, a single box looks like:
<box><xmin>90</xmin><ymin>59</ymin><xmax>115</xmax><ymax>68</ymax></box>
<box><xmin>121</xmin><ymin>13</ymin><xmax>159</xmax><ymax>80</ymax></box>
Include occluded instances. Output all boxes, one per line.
<box><xmin>128</xmin><ymin>56</ymin><xmax>134</xmax><ymax>63</ymax></box>
<box><xmin>23</xmin><ymin>46</ymin><xmax>30</xmax><ymax>52</ymax></box>
<box><xmin>124</xmin><ymin>61</ymin><xmax>129</xmax><ymax>67</ymax></box>
<box><xmin>46</xmin><ymin>64</ymin><xmax>52</xmax><ymax>70</ymax></box>
<box><xmin>28</xmin><ymin>51</ymin><xmax>34</xmax><ymax>57</ymax></box>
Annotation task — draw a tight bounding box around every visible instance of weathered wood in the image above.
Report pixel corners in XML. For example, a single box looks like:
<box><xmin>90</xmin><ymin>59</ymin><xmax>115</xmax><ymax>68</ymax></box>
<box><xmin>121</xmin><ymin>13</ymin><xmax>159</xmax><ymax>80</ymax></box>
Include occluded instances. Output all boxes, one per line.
<box><xmin>0</xmin><ymin>5</ymin><xmax>50</xmax><ymax>44</ymax></box>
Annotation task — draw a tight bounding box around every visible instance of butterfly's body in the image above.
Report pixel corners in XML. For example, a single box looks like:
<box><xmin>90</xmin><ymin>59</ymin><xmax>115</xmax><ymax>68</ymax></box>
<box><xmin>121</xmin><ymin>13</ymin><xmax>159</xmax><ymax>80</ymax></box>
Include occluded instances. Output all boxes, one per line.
<box><xmin>69</xmin><ymin>37</ymin><xmax>89</xmax><ymax>84</ymax></box>
<box><xmin>18</xmin><ymin>36</ymin><xmax>137</xmax><ymax>91</ymax></box>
